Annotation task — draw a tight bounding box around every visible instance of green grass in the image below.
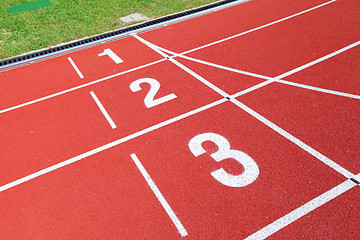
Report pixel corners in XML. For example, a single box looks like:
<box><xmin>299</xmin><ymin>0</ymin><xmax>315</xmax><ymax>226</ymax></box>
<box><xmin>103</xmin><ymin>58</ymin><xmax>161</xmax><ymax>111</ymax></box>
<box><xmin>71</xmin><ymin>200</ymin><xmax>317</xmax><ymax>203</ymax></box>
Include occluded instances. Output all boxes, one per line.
<box><xmin>0</xmin><ymin>0</ymin><xmax>218</xmax><ymax>60</ymax></box>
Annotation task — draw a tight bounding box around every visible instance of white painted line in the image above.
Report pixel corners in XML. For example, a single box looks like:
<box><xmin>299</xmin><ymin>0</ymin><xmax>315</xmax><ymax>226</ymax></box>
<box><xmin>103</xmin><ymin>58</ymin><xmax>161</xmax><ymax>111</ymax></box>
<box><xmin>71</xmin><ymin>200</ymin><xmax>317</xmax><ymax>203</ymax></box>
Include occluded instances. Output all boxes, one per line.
<box><xmin>231</xmin><ymin>41</ymin><xmax>360</xmax><ymax>98</ymax></box>
<box><xmin>0</xmin><ymin>59</ymin><xmax>165</xmax><ymax>114</ymax></box>
<box><xmin>244</xmin><ymin>179</ymin><xmax>357</xmax><ymax>240</ymax></box>
<box><xmin>133</xmin><ymin>35</ymin><xmax>169</xmax><ymax>58</ymax></box>
<box><xmin>275</xmin><ymin>41</ymin><xmax>360</xmax><ymax>80</ymax></box>
<box><xmin>276</xmin><ymin>79</ymin><xmax>360</xmax><ymax>100</ymax></box>
<box><xmin>230</xmin><ymin>98</ymin><xmax>355</xmax><ymax>179</ymax></box>
<box><xmin>68</xmin><ymin>57</ymin><xmax>84</xmax><ymax>79</ymax></box>
<box><xmin>176</xmin><ymin>52</ymin><xmax>360</xmax><ymax>100</ymax></box>
<box><xmin>174</xmin><ymin>53</ymin><xmax>270</xmax><ymax>80</ymax></box>
<box><xmin>2</xmin><ymin>3</ymin><xmax>356</xmax><ymax>116</ymax></box>
<box><xmin>90</xmin><ymin>91</ymin><xmax>117</xmax><ymax>129</ymax></box>
<box><xmin>133</xmin><ymin>38</ymin><xmax>359</xmax><ymax>179</ymax></box>
<box><xmin>0</xmin><ymin>98</ymin><xmax>226</xmax><ymax>193</ymax></box>
<box><xmin>134</xmin><ymin>35</ymin><xmax>230</xmax><ymax>98</ymax></box>
<box><xmin>144</xmin><ymin>40</ymin><xmax>360</xmax><ymax>100</ymax></box>
<box><xmin>180</xmin><ymin>0</ymin><xmax>337</xmax><ymax>56</ymax></box>
<box><xmin>130</xmin><ymin>153</ymin><xmax>188</xmax><ymax>237</ymax></box>
<box><xmin>169</xmin><ymin>58</ymin><xmax>230</xmax><ymax>97</ymax></box>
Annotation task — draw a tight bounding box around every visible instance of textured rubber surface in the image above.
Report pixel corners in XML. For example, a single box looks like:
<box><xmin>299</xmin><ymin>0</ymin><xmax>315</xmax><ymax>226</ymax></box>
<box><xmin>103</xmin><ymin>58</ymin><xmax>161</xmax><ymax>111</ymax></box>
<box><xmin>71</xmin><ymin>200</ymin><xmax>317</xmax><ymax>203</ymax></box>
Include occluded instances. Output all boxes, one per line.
<box><xmin>0</xmin><ymin>0</ymin><xmax>359</xmax><ymax>239</ymax></box>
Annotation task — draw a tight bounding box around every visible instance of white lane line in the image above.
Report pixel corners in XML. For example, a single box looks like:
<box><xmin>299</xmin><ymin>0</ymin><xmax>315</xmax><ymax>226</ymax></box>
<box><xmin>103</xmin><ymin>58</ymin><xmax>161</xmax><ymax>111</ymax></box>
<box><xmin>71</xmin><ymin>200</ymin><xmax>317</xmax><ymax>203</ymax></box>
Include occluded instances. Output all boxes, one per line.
<box><xmin>275</xmin><ymin>41</ymin><xmax>360</xmax><ymax>79</ymax></box>
<box><xmin>134</xmin><ymin>37</ymin><xmax>358</xmax><ymax>179</ymax></box>
<box><xmin>179</xmin><ymin>0</ymin><xmax>337</xmax><ymax>56</ymax></box>
<box><xmin>175</xmin><ymin>53</ymin><xmax>360</xmax><ymax>100</ymax></box>
<box><xmin>130</xmin><ymin>153</ymin><xmax>188</xmax><ymax>237</ymax></box>
<box><xmin>133</xmin><ymin>35</ymin><xmax>230</xmax><ymax>98</ymax></box>
<box><xmin>0</xmin><ymin>0</ymin><xmax>346</xmax><ymax>116</ymax></box>
<box><xmin>142</xmin><ymin>39</ymin><xmax>360</xmax><ymax>100</ymax></box>
<box><xmin>231</xmin><ymin>41</ymin><xmax>360</xmax><ymax>98</ymax></box>
<box><xmin>230</xmin><ymin>98</ymin><xmax>355</xmax><ymax>179</ymax></box>
<box><xmin>0</xmin><ymin>59</ymin><xmax>165</xmax><ymax>114</ymax></box>
<box><xmin>276</xmin><ymin>79</ymin><xmax>360</xmax><ymax>100</ymax></box>
<box><xmin>244</xmin><ymin>178</ymin><xmax>357</xmax><ymax>240</ymax></box>
<box><xmin>90</xmin><ymin>91</ymin><xmax>117</xmax><ymax>129</ymax></box>
<box><xmin>0</xmin><ymin>98</ymin><xmax>226</xmax><ymax>193</ymax></box>
<box><xmin>173</xmin><ymin>53</ymin><xmax>270</xmax><ymax>80</ymax></box>
<box><xmin>68</xmin><ymin>57</ymin><xmax>84</xmax><ymax>79</ymax></box>
<box><xmin>133</xmin><ymin>35</ymin><xmax>169</xmax><ymax>58</ymax></box>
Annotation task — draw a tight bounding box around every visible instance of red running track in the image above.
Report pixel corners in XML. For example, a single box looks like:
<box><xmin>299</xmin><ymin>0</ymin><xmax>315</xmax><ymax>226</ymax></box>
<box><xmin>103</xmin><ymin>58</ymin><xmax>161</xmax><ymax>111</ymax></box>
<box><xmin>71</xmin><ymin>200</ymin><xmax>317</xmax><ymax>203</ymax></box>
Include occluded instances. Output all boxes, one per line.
<box><xmin>0</xmin><ymin>0</ymin><xmax>359</xmax><ymax>239</ymax></box>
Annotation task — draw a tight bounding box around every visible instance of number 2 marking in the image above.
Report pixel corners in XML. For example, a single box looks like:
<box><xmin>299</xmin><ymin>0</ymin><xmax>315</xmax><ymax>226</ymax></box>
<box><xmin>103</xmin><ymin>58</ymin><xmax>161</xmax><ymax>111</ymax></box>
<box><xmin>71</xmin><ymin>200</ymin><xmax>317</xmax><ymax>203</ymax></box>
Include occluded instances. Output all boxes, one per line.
<box><xmin>189</xmin><ymin>133</ymin><xmax>259</xmax><ymax>187</ymax></box>
<box><xmin>130</xmin><ymin>78</ymin><xmax>177</xmax><ymax>108</ymax></box>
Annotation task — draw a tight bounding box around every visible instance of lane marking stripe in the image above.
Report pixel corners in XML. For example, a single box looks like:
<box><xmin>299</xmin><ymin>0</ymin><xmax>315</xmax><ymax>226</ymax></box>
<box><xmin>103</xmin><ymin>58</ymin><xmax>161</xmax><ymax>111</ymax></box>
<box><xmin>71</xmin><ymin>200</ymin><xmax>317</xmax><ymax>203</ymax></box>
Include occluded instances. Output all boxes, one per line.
<box><xmin>147</xmin><ymin>40</ymin><xmax>360</xmax><ymax>100</ymax></box>
<box><xmin>176</xmin><ymin>51</ymin><xmax>360</xmax><ymax>99</ymax></box>
<box><xmin>230</xmin><ymin>98</ymin><xmax>355</xmax><ymax>179</ymax></box>
<box><xmin>179</xmin><ymin>0</ymin><xmax>337</xmax><ymax>56</ymax></box>
<box><xmin>68</xmin><ymin>57</ymin><xmax>84</xmax><ymax>79</ymax></box>
<box><xmin>134</xmin><ymin>35</ymin><xmax>230</xmax><ymax>98</ymax></box>
<box><xmin>244</xmin><ymin>178</ymin><xmax>358</xmax><ymax>240</ymax></box>
<box><xmin>0</xmin><ymin>59</ymin><xmax>165</xmax><ymax>114</ymax></box>
<box><xmin>0</xmin><ymin>98</ymin><xmax>226</xmax><ymax>193</ymax></box>
<box><xmin>276</xmin><ymin>79</ymin><xmax>360</xmax><ymax>100</ymax></box>
<box><xmin>134</xmin><ymin>36</ymin><xmax>357</xmax><ymax>179</ymax></box>
<box><xmin>0</xmin><ymin>0</ymin><xmax>341</xmax><ymax>115</ymax></box>
<box><xmin>131</xmin><ymin>153</ymin><xmax>188</xmax><ymax>237</ymax></box>
<box><xmin>90</xmin><ymin>91</ymin><xmax>117</xmax><ymax>129</ymax></box>
<box><xmin>155</xmin><ymin>41</ymin><xmax>360</xmax><ymax>100</ymax></box>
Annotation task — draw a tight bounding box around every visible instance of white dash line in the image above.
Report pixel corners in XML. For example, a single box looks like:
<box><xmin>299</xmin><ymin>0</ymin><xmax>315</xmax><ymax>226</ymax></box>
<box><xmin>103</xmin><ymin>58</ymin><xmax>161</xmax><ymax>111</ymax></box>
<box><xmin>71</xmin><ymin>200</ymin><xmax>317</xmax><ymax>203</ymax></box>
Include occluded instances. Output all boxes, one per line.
<box><xmin>230</xmin><ymin>98</ymin><xmax>355</xmax><ymax>179</ymax></box>
<box><xmin>177</xmin><ymin>53</ymin><xmax>360</xmax><ymax>100</ymax></box>
<box><xmin>134</xmin><ymin>35</ymin><xmax>230</xmax><ymax>98</ymax></box>
<box><xmin>180</xmin><ymin>0</ymin><xmax>337</xmax><ymax>56</ymax></box>
<box><xmin>130</xmin><ymin>153</ymin><xmax>188</xmax><ymax>237</ymax></box>
<box><xmin>68</xmin><ymin>57</ymin><xmax>84</xmax><ymax>79</ymax></box>
<box><xmin>244</xmin><ymin>178</ymin><xmax>357</xmax><ymax>240</ymax></box>
<box><xmin>90</xmin><ymin>91</ymin><xmax>117</xmax><ymax>129</ymax></box>
<box><xmin>0</xmin><ymin>98</ymin><xmax>226</xmax><ymax>193</ymax></box>
<box><xmin>0</xmin><ymin>59</ymin><xmax>165</xmax><ymax>114</ymax></box>
<box><xmin>276</xmin><ymin>79</ymin><xmax>360</xmax><ymax>100</ymax></box>
<box><xmin>138</xmin><ymin>39</ymin><xmax>360</xmax><ymax>100</ymax></box>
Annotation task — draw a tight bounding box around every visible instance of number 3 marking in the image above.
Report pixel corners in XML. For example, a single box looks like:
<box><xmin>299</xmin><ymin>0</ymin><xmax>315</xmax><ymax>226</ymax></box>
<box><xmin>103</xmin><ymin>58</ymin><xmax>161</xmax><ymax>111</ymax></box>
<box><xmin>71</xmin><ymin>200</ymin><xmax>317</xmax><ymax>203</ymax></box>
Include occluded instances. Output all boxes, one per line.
<box><xmin>130</xmin><ymin>78</ymin><xmax>177</xmax><ymax>108</ymax></box>
<box><xmin>189</xmin><ymin>133</ymin><xmax>259</xmax><ymax>187</ymax></box>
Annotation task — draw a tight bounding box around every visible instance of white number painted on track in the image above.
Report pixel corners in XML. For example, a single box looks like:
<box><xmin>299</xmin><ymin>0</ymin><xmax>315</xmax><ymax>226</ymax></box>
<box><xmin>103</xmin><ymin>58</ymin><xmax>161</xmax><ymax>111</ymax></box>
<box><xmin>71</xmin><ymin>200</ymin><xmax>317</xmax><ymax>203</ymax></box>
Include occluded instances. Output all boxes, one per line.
<box><xmin>189</xmin><ymin>133</ymin><xmax>259</xmax><ymax>187</ymax></box>
<box><xmin>98</xmin><ymin>48</ymin><xmax>124</xmax><ymax>64</ymax></box>
<box><xmin>130</xmin><ymin>78</ymin><xmax>177</xmax><ymax>108</ymax></box>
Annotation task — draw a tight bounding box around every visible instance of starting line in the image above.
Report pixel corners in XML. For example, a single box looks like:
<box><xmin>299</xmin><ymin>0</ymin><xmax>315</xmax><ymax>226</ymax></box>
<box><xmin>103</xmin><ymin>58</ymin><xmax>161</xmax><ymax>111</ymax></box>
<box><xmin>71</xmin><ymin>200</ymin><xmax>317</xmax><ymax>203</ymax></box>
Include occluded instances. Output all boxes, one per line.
<box><xmin>0</xmin><ymin>0</ymin><xmax>359</xmax><ymax>239</ymax></box>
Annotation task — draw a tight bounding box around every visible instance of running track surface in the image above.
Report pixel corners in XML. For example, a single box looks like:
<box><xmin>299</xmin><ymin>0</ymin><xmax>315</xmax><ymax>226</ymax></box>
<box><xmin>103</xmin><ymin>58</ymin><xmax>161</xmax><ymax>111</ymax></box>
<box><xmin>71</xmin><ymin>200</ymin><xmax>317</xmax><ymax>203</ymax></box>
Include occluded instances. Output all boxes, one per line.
<box><xmin>0</xmin><ymin>0</ymin><xmax>359</xmax><ymax>239</ymax></box>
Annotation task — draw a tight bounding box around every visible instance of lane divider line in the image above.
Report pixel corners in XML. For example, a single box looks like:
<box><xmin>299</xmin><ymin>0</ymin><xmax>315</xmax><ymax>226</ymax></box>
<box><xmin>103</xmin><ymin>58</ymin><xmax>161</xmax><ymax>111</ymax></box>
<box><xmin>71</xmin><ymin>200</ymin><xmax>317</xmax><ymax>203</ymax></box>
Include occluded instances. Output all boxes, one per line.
<box><xmin>229</xmin><ymin>98</ymin><xmax>355</xmax><ymax>179</ymax></box>
<box><xmin>0</xmin><ymin>59</ymin><xmax>166</xmax><ymax>114</ymax></box>
<box><xmin>155</xmin><ymin>41</ymin><xmax>360</xmax><ymax>100</ymax></box>
<box><xmin>133</xmin><ymin>35</ymin><xmax>230</xmax><ymax>98</ymax></box>
<box><xmin>130</xmin><ymin>153</ymin><xmax>188</xmax><ymax>237</ymax></box>
<box><xmin>68</xmin><ymin>57</ymin><xmax>84</xmax><ymax>79</ymax></box>
<box><xmin>244</xmin><ymin>176</ymin><xmax>358</xmax><ymax>240</ymax></box>
<box><xmin>0</xmin><ymin>0</ymin><xmax>347</xmax><ymax>115</ymax></box>
<box><xmin>178</xmin><ymin>0</ymin><xmax>337</xmax><ymax>56</ymax></box>
<box><xmin>174</xmin><ymin>51</ymin><xmax>360</xmax><ymax>100</ymax></box>
<box><xmin>134</xmin><ymin>36</ymin><xmax>357</xmax><ymax>180</ymax></box>
<box><xmin>0</xmin><ymin>98</ymin><xmax>227</xmax><ymax>193</ymax></box>
<box><xmin>90</xmin><ymin>91</ymin><xmax>117</xmax><ymax>129</ymax></box>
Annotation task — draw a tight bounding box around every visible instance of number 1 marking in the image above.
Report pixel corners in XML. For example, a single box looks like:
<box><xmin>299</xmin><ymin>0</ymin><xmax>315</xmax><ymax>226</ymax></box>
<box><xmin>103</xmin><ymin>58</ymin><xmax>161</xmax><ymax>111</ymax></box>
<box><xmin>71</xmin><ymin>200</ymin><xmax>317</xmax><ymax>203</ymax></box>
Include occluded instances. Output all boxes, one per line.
<box><xmin>189</xmin><ymin>133</ymin><xmax>259</xmax><ymax>187</ymax></box>
<box><xmin>98</xmin><ymin>48</ymin><xmax>124</xmax><ymax>64</ymax></box>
